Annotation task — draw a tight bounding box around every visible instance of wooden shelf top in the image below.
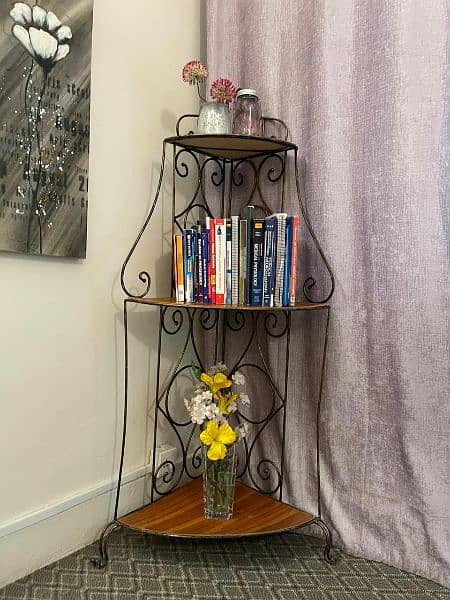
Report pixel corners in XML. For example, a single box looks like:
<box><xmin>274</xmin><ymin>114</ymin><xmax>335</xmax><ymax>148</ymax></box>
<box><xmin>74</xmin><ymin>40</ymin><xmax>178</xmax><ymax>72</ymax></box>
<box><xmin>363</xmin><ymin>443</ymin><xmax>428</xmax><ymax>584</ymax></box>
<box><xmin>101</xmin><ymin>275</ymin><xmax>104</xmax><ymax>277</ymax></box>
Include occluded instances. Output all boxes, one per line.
<box><xmin>118</xmin><ymin>479</ymin><xmax>314</xmax><ymax>538</ymax></box>
<box><xmin>165</xmin><ymin>134</ymin><xmax>297</xmax><ymax>161</ymax></box>
<box><xmin>125</xmin><ymin>297</ymin><xmax>329</xmax><ymax>311</ymax></box>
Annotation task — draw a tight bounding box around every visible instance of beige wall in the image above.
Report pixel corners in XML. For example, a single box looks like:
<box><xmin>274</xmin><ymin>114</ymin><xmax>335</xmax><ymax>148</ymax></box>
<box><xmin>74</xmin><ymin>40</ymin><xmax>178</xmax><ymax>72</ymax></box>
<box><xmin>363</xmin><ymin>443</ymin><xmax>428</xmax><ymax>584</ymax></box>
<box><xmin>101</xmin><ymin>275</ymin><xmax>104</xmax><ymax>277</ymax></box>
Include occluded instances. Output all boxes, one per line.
<box><xmin>0</xmin><ymin>0</ymin><xmax>203</xmax><ymax>586</ymax></box>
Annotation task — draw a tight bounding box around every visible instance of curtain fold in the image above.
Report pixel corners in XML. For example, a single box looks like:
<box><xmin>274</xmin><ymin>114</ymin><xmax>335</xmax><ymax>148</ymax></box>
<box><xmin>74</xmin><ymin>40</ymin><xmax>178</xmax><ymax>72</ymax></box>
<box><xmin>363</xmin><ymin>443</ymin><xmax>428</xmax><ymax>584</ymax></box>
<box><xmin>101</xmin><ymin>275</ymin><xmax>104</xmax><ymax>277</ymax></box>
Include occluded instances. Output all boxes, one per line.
<box><xmin>207</xmin><ymin>0</ymin><xmax>450</xmax><ymax>586</ymax></box>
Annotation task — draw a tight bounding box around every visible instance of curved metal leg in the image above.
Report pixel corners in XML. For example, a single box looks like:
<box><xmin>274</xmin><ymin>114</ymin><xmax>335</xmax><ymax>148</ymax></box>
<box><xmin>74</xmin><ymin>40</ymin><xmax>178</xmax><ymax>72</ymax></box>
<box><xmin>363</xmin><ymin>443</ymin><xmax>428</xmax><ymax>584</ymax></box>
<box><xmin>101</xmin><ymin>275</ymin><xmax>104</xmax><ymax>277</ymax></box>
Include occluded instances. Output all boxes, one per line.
<box><xmin>91</xmin><ymin>522</ymin><xmax>121</xmax><ymax>568</ymax></box>
<box><xmin>312</xmin><ymin>518</ymin><xmax>335</xmax><ymax>563</ymax></box>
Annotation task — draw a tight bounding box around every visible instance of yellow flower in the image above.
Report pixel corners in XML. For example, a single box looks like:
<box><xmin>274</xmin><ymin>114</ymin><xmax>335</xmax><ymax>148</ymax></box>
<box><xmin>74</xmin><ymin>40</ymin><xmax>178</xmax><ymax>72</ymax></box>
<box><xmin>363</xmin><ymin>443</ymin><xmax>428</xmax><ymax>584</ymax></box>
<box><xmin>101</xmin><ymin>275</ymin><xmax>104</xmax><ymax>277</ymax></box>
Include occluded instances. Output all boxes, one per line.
<box><xmin>216</xmin><ymin>392</ymin><xmax>238</xmax><ymax>415</ymax></box>
<box><xmin>200</xmin><ymin>420</ymin><xmax>236</xmax><ymax>460</ymax></box>
<box><xmin>200</xmin><ymin>372</ymin><xmax>232</xmax><ymax>396</ymax></box>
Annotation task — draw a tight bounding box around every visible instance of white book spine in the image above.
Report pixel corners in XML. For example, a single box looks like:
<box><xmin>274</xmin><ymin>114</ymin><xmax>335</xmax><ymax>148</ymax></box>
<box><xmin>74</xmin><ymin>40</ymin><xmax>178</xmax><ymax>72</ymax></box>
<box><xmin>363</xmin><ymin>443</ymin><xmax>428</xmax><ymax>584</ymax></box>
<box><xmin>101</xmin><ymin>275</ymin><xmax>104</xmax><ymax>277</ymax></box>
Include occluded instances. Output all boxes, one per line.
<box><xmin>273</xmin><ymin>213</ymin><xmax>287</xmax><ymax>307</ymax></box>
<box><xmin>215</xmin><ymin>221</ymin><xmax>226</xmax><ymax>301</ymax></box>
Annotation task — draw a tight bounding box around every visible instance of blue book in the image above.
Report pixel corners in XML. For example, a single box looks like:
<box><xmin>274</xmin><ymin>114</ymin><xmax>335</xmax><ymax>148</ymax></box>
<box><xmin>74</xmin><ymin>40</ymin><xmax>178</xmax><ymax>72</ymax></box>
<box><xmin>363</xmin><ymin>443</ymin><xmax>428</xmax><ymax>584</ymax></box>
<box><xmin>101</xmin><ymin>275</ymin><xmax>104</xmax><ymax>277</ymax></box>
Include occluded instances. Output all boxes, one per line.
<box><xmin>262</xmin><ymin>217</ymin><xmax>277</xmax><ymax>307</ymax></box>
<box><xmin>197</xmin><ymin>223</ymin><xmax>203</xmax><ymax>303</ymax></box>
<box><xmin>201</xmin><ymin>231</ymin><xmax>209</xmax><ymax>304</ymax></box>
<box><xmin>191</xmin><ymin>227</ymin><xmax>198</xmax><ymax>302</ymax></box>
<box><xmin>282</xmin><ymin>217</ymin><xmax>293</xmax><ymax>307</ymax></box>
<box><xmin>250</xmin><ymin>219</ymin><xmax>264</xmax><ymax>305</ymax></box>
<box><xmin>183</xmin><ymin>230</ymin><xmax>194</xmax><ymax>302</ymax></box>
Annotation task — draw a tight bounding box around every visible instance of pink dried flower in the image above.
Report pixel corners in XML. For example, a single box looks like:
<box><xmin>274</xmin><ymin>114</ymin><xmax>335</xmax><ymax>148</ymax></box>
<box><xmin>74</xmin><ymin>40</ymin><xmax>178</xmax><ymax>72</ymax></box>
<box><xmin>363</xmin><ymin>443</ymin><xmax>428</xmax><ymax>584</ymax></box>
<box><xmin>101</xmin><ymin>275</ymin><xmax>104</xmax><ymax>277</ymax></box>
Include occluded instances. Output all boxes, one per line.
<box><xmin>210</xmin><ymin>78</ymin><xmax>237</xmax><ymax>104</ymax></box>
<box><xmin>182</xmin><ymin>60</ymin><xmax>208</xmax><ymax>85</ymax></box>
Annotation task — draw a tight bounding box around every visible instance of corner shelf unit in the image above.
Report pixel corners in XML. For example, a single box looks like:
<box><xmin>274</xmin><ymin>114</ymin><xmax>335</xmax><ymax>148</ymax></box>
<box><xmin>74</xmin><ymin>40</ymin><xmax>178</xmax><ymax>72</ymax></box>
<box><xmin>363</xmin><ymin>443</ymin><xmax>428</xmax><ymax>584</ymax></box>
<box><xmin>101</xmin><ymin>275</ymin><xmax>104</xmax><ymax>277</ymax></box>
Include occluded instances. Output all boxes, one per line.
<box><xmin>94</xmin><ymin>118</ymin><xmax>335</xmax><ymax>567</ymax></box>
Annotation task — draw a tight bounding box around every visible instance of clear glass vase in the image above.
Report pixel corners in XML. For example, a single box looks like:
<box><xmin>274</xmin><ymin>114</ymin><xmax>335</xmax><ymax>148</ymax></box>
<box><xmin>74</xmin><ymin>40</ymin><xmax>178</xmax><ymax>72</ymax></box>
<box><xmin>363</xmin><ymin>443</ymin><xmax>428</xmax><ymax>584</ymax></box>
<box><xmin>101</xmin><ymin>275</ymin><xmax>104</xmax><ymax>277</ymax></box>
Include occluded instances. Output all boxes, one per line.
<box><xmin>203</xmin><ymin>444</ymin><xmax>237</xmax><ymax>519</ymax></box>
<box><xmin>197</xmin><ymin>101</ymin><xmax>231</xmax><ymax>135</ymax></box>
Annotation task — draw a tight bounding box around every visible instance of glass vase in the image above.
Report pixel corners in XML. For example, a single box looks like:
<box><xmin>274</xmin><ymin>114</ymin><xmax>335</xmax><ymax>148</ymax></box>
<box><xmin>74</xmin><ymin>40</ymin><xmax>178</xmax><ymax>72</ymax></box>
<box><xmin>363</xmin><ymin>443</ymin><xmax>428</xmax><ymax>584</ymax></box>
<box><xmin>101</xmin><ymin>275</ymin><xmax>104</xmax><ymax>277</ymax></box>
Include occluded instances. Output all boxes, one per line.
<box><xmin>203</xmin><ymin>444</ymin><xmax>237</xmax><ymax>520</ymax></box>
<box><xmin>197</xmin><ymin>101</ymin><xmax>231</xmax><ymax>135</ymax></box>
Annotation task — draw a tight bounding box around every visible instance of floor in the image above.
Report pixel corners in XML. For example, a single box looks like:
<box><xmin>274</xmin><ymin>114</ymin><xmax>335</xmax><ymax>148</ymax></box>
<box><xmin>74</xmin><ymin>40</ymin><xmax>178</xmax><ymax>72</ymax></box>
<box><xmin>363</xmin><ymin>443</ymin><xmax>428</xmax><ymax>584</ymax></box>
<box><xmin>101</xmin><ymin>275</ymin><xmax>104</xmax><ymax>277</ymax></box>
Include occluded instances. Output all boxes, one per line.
<box><xmin>1</xmin><ymin>530</ymin><xmax>448</xmax><ymax>599</ymax></box>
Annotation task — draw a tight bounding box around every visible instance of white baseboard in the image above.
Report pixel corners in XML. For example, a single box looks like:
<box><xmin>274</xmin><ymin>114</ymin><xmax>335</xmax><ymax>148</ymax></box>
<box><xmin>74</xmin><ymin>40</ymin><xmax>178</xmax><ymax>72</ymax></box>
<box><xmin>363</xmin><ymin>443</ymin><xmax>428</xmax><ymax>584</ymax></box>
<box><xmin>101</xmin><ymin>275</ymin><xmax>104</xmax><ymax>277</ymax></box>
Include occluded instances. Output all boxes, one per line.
<box><xmin>0</xmin><ymin>465</ymin><xmax>152</xmax><ymax>589</ymax></box>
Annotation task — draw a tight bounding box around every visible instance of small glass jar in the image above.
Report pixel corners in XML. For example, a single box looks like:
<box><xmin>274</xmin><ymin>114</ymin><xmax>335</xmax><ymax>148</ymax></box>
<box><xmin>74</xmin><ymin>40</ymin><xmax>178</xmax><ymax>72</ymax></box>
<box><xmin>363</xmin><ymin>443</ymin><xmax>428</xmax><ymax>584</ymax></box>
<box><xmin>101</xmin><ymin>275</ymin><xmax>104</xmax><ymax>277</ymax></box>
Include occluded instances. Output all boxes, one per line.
<box><xmin>232</xmin><ymin>89</ymin><xmax>262</xmax><ymax>136</ymax></box>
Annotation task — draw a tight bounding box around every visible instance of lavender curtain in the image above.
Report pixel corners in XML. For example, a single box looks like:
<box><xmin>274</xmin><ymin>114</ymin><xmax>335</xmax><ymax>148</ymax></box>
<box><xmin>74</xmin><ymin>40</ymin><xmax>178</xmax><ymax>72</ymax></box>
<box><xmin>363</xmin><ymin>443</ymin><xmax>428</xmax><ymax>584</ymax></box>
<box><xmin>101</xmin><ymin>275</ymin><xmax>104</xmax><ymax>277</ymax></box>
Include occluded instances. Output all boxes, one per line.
<box><xmin>207</xmin><ymin>0</ymin><xmax>450</xmax><ymax>586</ymax></box>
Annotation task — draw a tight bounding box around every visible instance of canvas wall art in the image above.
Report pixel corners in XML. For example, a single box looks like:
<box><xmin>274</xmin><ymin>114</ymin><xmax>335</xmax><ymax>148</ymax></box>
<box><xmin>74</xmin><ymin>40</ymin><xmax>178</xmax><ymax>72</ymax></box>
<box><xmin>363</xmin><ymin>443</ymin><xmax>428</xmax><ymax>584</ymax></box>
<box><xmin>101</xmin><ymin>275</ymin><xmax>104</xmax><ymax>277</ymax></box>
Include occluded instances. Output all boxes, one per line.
<box><xmin>0</xmin><ymin>0</ymin><xmax>93</xmax><ymax>258</ymax></box>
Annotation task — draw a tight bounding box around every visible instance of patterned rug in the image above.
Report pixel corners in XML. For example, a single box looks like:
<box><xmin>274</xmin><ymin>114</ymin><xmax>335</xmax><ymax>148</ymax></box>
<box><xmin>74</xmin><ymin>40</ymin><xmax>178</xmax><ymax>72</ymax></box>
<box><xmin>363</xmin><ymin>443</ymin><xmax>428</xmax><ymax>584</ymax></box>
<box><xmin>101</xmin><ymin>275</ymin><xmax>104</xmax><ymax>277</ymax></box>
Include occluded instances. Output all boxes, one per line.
<box><xmin>1</xmin><ymin>529</ymin><xmax>448</xmax><ymax>599</ymax></box>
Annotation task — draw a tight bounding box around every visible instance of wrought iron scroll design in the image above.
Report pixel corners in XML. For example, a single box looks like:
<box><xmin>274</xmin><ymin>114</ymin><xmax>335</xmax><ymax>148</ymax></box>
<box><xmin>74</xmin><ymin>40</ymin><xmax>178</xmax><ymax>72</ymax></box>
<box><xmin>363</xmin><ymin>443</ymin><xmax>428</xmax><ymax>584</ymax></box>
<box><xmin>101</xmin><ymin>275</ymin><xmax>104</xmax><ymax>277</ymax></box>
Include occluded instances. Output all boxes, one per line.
<box><xmin>147</xmin><ymin>307</ymin><xmax>223</xmax><ymax>500</ymax></box>
<box><xmin>223</xmin><ymin>310</ymin><xmax>291</xmax><ymax>498</ymax></box>
<box><xmin>294</xmin><ymin>148</ymin><xmax>335</xmax><ymax>303</ymax></box>
<box><xmin>142</xmin><ymin>306</ymin><xmax>292</xmax><ymax>501</ymax></box>
<box><xmin>120</xmin><ymin>141</ymin><xmax>167</xmax><ymax>298</ymax></box>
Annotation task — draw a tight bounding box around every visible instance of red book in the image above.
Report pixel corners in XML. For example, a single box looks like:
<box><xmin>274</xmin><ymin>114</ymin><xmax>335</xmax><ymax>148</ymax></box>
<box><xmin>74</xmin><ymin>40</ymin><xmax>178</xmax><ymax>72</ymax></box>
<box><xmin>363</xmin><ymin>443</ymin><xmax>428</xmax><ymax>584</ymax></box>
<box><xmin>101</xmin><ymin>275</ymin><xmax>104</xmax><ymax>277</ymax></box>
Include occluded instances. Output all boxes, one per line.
<box><xmin>289</xmin><ymin>215</ymin><xmax>299</xmax><ymax>306</ymax></box>
<box><xmin>209</xmin><ymin>218</ymin><xmax>216</xmax><ymax>304</ymax></box>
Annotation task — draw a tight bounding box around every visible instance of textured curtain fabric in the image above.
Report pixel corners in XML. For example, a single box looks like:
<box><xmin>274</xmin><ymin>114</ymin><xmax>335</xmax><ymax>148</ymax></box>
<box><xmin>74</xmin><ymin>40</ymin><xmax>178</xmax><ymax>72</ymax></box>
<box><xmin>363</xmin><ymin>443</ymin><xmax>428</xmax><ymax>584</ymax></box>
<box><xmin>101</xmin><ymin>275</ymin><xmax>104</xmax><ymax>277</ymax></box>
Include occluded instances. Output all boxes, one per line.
<box><xmin>207</xmin><ymin>0</ymin><xmax>450</xmax><ymax>586</ymax></box>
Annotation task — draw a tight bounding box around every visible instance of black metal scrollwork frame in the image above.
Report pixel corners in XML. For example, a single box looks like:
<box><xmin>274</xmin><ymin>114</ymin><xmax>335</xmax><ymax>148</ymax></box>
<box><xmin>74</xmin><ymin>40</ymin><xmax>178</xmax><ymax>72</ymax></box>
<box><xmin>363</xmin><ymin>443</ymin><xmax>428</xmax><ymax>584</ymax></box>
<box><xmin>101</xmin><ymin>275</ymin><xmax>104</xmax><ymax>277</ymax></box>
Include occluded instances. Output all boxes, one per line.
<box><xmin>93</xmin><ymin>117</ymin><xmax>335</xmax><ymax>568</ymax></box>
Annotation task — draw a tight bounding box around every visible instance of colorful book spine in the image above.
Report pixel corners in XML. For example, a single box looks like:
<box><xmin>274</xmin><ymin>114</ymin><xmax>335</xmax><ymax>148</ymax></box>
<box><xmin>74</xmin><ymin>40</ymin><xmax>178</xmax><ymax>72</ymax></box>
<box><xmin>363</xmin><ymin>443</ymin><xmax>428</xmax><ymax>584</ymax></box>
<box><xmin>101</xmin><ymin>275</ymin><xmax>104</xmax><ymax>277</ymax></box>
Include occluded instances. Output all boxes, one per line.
<box><xmin>183</xmin><ymin>229</ymin><xmax>194</xmax><ymax>303</ymax></box>
<box><xmin>215</xmin><ymin>219</ymin><xmax>226</xmax><ymax>304</ymax></box>
<box><xmin>225</xmin><ymin>219</ymin><xmax>232</xmax><ymax>304</ymax></box>
<box><xmin>273</xmin><ymin>213</ymin><xmax>287</xmax><ymax>307</ymax></box>
<box><xmin>250</xmin><ymin>219</ymin><xmax>264</xmax><ymax>306</ymax></box>
<box><xmin>175</xmin><ymin>234</ymin><xmax>185</xmax><ymax>303</ymax></box>
<box><xmin>262</xmin><ymin>217</ymin><xmax>277</xmax><ymax>307</ymax></box>
<box><xmin>197</xmin><ymin>223</ymin><xmax>203</xmax><ymax>303</ymax></box>
<box><xmin>191</xmin><ymin>226</ymin><xmax>198</xmax><ymax>302</ymax></box>
<box><xmin>239</xmin><ymin>219</ymin><xmax>247</xmax><ymax>305</ymax></box>
<box><xmin>207</xmin><ymin>217</ymin><xmax>216</xmax><ymax>304</ymax></box>
<box><xmin>245</xmin><ymin>205</ymin><xmax>254</xmax><ymax>305</ymax></box>
<box><xmin>231</xmin><ymin>216</ymin><xmax>240</xmax><ymax>304</ymax></box>
<box><xmin>201</xmin><ymin>231</ymin><xmax>209</xmax><ymax>304</ymax></box>
<box><xmin>283</xmin><ymin>217</ymin><xmax>293</xmax><ymax>307</ymax></box>
<box><xmin>289</xmin><ymin>215</ymin><xmax>299</xmax><ymax>306</ymax></box>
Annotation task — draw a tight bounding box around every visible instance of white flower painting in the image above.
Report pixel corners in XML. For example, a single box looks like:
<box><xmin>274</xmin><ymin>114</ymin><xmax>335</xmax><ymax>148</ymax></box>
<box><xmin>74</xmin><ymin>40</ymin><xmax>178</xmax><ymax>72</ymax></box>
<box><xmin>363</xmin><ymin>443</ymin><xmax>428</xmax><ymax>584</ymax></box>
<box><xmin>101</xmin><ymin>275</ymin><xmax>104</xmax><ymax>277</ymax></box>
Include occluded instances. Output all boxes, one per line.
<box><xmin>0</xmin><ymin>0</ymin><xmax>93</xmax><ymax>258</ymax></box>
<box><xmin>10</xmin><ymin>3</ymin><xmax>72</xmax><ymax>72</ymax></box>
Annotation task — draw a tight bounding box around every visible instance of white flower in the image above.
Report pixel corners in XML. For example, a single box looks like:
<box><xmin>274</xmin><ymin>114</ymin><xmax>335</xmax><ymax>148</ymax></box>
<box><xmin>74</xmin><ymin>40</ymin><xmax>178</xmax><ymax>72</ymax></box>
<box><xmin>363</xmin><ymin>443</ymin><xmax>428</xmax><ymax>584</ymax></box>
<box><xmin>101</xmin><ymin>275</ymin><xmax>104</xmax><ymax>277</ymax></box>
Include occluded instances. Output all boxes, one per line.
<box><xmin>232</xmin><ymin>371</ymin><xmax>245</xmax><ymax>385</ymax></box>
<box><xmin>235</xmin><ymin>423</ymin><xmax>249</xmax><ymax>438</ymax></box>
<box><xmin>240</xmin><ymin>393</ymin><xmax>250</xmax><ymax>405</ymax></box>
<box><xmin>227</xmin><ymin>401</ymin><xmax>237</xmax><ymax>413</ymax></box>
<box><xmin>10</xmin><ymin>3</ymin><xmax>72</xmax><ymax>72</ymax></box>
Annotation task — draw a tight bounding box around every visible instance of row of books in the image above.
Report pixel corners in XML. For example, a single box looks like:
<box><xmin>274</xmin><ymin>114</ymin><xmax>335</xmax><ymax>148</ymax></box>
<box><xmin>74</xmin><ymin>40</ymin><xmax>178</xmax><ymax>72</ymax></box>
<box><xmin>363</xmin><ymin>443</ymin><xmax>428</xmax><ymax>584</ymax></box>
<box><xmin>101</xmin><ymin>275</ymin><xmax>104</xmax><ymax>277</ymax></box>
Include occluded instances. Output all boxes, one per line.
<box><xmin>172</xmin><ymin>207</ymin><xmax>299</xmax><ymax>307</ymax></box>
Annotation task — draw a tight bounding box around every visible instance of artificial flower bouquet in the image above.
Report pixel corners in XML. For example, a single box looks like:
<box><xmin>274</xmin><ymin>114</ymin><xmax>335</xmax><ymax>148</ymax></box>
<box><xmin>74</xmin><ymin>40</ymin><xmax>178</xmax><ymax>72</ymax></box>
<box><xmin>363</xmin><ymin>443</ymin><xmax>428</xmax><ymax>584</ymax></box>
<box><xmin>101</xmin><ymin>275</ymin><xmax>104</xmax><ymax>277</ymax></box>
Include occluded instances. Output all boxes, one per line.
<box><xmin>184</xmin><ymin>362</ymin><xmax>249</xmax><ymax>460</ymax></box>
<box><xmin>185</xmin><ymin>362</ymin><xmax>249</xmax><ymax>519</ymax></box>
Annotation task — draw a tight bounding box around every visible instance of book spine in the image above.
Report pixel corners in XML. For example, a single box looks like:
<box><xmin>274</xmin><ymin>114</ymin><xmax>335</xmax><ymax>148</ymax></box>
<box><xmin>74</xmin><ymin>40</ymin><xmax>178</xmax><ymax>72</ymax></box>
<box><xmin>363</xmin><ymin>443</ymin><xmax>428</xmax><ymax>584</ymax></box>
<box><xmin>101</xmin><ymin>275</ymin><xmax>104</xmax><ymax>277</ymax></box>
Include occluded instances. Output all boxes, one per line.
<box><xmin>197</xmin><ymin>224</ymin><xmax>203</xmax><ymax>303</ymax></box>
<box><xmin>289</xmin><ymin>215</ymin><xmax>299</xmax><ymax>307</ymax></box>
<box><xmin>262</xmin><ymin>218</ymin><xmax>277</xmax><ymax>307</ymax></box>
<box><xmin>225</xmin><ymin>219</ymin><xmax>232</xmax><ymax>304</ymax></box>
<box><xmin>172</xmin><ymin>234</ymin><xmax>178</xmax><ymax>301</ymax></box>
<box><xmin>239</xmin><ymin>219</ymin><xmax>247</xmax><ymax>305</ymax></box>
<box><xmin>250</xmin><ymin>219</ymin><xmax>264</xmax><ymax>306</ymax></box>
<box><xmin>208</xmin><ymin>218</ymin><xmax>216</xmax><ymax>304</ymax></box>
<box><xmin>175</xmin><ymin>234</ymin><xmax>185</xmax><ymax>302</ymax></box>
<box><xmin>231</xmin><ymin>216</ymin><xmax>240</xmax><ymax>304</ymax></box>
<box><xmin>274</xmin><ymin>213</ymin><xmax>287</xmax><ymax>307</ymax></box>
<box><xmin>215</xmin><ymin>219</ymin><xmax>226</xmax><ymax>304</ymax></box>
<box><xmin>191</xmin><ymin>227</ymin><xmax>198</xmax><ymax>303</ymax></box>
<box><xmin>201</xmin><ymin>231</ymin><xmax>209</xmax><ymax>304</ymax></box>
<box><xmin>245</xmin><ymin>205</ymin><xmax>254</xmax><ymax>305</ymax></box>
<box><xmin>283</xmin><ymin>217</ymin><xmax>293</xmax><ymax>307</ymax></box>
<box><xmin>183</xmin><ymin>229</ymin><xmax>193</xmax><ymax>303</ymax></box>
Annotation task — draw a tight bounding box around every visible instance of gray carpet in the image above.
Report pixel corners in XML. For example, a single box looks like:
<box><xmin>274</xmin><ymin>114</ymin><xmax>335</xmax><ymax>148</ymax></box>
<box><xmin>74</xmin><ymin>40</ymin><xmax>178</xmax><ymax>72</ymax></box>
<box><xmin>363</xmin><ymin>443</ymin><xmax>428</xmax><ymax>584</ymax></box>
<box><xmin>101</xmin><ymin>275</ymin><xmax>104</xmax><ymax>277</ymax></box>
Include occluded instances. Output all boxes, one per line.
<box><xmin>1</xmin><ymin>529</ymin><xmax>448</xmax><ymax>599</ymax></box>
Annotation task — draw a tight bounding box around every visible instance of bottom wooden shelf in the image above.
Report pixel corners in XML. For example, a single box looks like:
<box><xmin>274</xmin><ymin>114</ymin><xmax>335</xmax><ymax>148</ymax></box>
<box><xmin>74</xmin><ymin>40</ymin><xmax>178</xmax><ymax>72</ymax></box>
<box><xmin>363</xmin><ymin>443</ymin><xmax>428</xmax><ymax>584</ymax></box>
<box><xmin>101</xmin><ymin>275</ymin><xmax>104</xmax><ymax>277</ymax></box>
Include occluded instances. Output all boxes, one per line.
<box><xmin>118</xmin><ymin>478</ymin><xmax>315</xmax><ymax>538</ymax></box>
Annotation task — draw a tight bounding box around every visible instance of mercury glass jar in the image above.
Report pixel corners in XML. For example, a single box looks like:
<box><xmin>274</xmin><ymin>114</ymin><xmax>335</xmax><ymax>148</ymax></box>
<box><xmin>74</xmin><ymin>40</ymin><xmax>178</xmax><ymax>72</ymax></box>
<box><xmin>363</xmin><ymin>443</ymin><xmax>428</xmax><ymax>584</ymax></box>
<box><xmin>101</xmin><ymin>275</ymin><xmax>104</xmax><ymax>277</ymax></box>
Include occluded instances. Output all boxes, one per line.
<box><xmin>197</xmin><ymin>101</ymin><xmax>231</xmax><ymax>134</ymax></box>
<box><xmin>232</xmin><ymin>89</ymin><xmax>262</xmax><ymax>136</ymax></box>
